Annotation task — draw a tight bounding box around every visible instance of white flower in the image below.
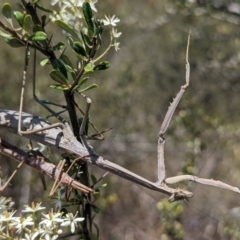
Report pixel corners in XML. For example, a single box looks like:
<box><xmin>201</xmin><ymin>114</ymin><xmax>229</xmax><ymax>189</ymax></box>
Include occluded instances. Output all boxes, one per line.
<box><xmin>51</xmin><ymin>0</ymin><xmax>59</xmax><ymax>6</ymax></box>
<box><xmin>22</xmin><ymin>202</ymin><xmax>45</xmax><ymax>213</ymax></box>
<box><xmin>10</xmin><ymin>216</ymin><xmax>34</xmax><ymax>234</ymax></box>
<box><xmin>0</xmin><ymin>222</ymin><xmax>5</xmax><ymax>231</ymax></box>
<box><xmin>86</xmin><ymin>0</ymin><xmax>98</xmax><ymax>12</ymax></box>
<box><xmin>61</xmin><ymin>212</ymin><xmax>84</xmax><ymax>233</ymax></box>
<box><xmin>0</xmin><ymin>196</ymin><xmax>15</xmax><ymax>212</ymax></box>
<box><xmin>40</xmin><ymin>210</ymin><xmax>63</xmax><ymax>227</ymax></box>
<box><xmin>21</xmin><ymin>231</ymin><xmax>39</xmax><ymax>240</ymax></box>
<box><xmin>38</xmin><ymin>225</ymin><xmax>58</xmax><ymax>239</ymax></box>
<box><xmin>113</xmin><ymin>40</ymin><xmax>120</xmax><ymax>51</ymax></box>
<box><xmin>0</xmin><ymin>210</ymin><xmax>17</xmax><ymax>223</ymax></box>
<box><xmin>112</xmin><ymin>28</ymin><xmax>122</xmax><ymax>38</ymax></box>
<box><xmin>51</xmin><ymin>0</ymin><xmax>97</xmax><ymax>12</ymax></box>
<box><xmin>103</xmin><ymin>15</ymin><xmax>120</xmax><ymax>26</ymax></box>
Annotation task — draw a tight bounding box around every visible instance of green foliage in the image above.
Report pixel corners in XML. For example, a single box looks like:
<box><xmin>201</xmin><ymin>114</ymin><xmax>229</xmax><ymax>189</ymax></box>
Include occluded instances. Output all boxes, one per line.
<box><xmin>0</xmin><ymin>0</ymin><xmax>122</xmax><ymax>239</ymax></box>
<box><xmin>2</xmin><ymin>3</ymin><xmax>12</xmax><ymax>27</ymax></box>
<box><xmin>156</xmin><ymin>199</ymin><xmax>184</xmax><ymax>239</ymax></box>
<box><xmin>0</xmin><ymin>0</ymin><xmax>120</xmax><ymax>95</ymax></box>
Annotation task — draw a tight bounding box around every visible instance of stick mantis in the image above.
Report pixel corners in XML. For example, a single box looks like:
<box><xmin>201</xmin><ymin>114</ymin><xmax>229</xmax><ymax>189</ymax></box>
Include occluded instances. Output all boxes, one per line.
<box><xmin>1</xmin><ymin>32</ymin><xmax>240</xmax><ymax>202</ymax></box>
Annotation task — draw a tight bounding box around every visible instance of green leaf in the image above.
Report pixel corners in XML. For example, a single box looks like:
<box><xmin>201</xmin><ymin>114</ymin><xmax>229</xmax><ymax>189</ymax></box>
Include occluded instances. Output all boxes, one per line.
<box><xmin>2</xmin><ymin>3</ymin><xmax>12</xmax><ymax>27</ymax></box>
<box><xmin>79</xmin><ymin>84</ymin><xmax>97</xmax><ymax>93</ymax></box>
<box><xmin>29</xmin><ymin>31</ymin><xmax>47</xmax><ymax>41</ymax></box>
<box><xmin>49</xmin><ymin>84</ymin><xmax>69</xmax><ymax>91</ymax></box>
<box><xmin>0</xmin><ymin>30</ymin><xmax>11</xmax><ymax>38</ymax></box>
<box><xmin>70</xmin><ymin>71</ymin><xmax>77</xmax><ymax>80</ymax></box>
<box><xmin>80</xmin><ymin>30</ymin><xmax>92</xmax><ymax>53</ymax></box>
<box><xmin>5</xmin><ymin>37</ymin><xmax>24</xmax><ymax>47</ymax></box>
<box><xmin>36</xmin><ymin>3</ymin><xmax>53</xmax><ymax>13</ymax></box>
<box><xmin>53</xmin><ymin>59</ymin><xmax>68</xmax><ymax>79</ymax></box>
<box><xmin>90</xmin><ymin>204</ymin><xmax>100</xmax><ymax>213</ymax></box>
<box><xmin>60</xmin><ymin>54</ymin><xmax>73</xmax><ymax>68</ymax></box>
<box><xmin>83</xmin><ymin>32</ymin><xmax>92</xmax><ymax>48</ymax></box>
<box><xmin>54</xmin><ymin>20</ymin><xmax>79</xmax><ymax>38</ymax></box>
<box><xmin>52</xmin><ymin>42</ymin><xmax>65</xmax><ymax>51</ymax></box>
<box><xmin>84</xmin><ymin>63</ymin><xmax>94</xmax><ymax>74</ymax></box>
<box><xmin>67</xmin><ymin>37</ymin><xmax>74</xmax><ymax>48</ymax></box>
<box><xmin>93</xmin><ymin>189</ymin><xmax>100</xmax><ymax>202</ymax></box>
<box><xmin>33</xmin><ymin>25</ymin><xmax>43</xmax><ymax>33</ymax></box>
<box><xmin>40</xmin><ymin>58</ymin><xmax>49</xmax><ymax>66</ymax></box>
<box><xmin>96</xmin><ymin>19</ymin><xmax>104</xmax><ymax>35</ymax></box>
<box><xmin>91</xmin><ymin>174</ymin><xmax>97</xmax><ymax>185</ymax></box>
<box><xmin>95</xmin><ymin>19</ymin><xmax>104</xmax><ymax>46</ymax></box>
<box><xmin>23</xmin><ymin>14</ymin><xmax>32</xmax><ymax>33</ymax></box>
<box><xmin>41</xmin><ymin>15</ymin><xmax>47</xmax><ymax>28</ymax></box>
<box><xmin>13</xmin><ymin>11</ymin><xmax>23</xmax><ymax>27</ymax></box>
<box><xmin>49</xmin><ymin>69</ymin><xmax>69</xmax><ymax>85</ymax></box>
<box><xmin>99</xmin><ymin>183</ymin><xmax>107</xmax><ymax>188</ymax></box>
<box><xmin>94</xmin><ymin>61</ymin><xmax>110</xmax><ymax>70</ymax></box>
<box><xmin>59</xmin><ymin>55</ymin><xmax>76</xmax><ymax>79</ymax></box>
<box><xmin>82</xmin><ymin>2</ymin><xmax>94</xmax><ymax>35</ymax></box>
<box><xmin>72</xmin><ymin>41</ymin><xmax>87</xmax><ymax>57</ymax></box>
<box><xmin>79</xmin><ymin>77</ymin><xmax>89</xmax><ymax>86</ymax></box>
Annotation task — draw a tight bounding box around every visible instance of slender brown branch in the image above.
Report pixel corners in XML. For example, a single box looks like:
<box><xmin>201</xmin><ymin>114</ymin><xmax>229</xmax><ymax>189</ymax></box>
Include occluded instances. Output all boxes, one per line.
<box><xmin>0</xmin><ymin>137</ymin><xmax>93</xmax><ymax>193</ymax></box>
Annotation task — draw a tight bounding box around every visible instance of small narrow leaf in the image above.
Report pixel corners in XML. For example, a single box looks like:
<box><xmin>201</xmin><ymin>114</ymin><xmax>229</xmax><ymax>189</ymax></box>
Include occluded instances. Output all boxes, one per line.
<box><xmin>49</xmin><ymin>84</ymin><xmax>69</xmax><ymax>91</ymax></box>
<box><xmin>50</xmin><ymin>69</ymin><xmax>69</xmax><ymax>85</ymax></box>
<box><xmin>79</xmin><ymin>84</ymin><xmax>97</xmax><ymax>93</ymax></box>
<box><xmin>54</xmin><ymin>20</ymin><xmax>79</xmax><ymax>38</ymax></box>
<box><xmin>13</xmin><ymin>11</ymin><xmax>23</xmax><ymax>27</ymax></box>
<box><xmin>2</xmin><ymin>3</ymin><xmax>12</xmax><ymax>27</ymax></box>
<box><xmin>53</xmin><ymin>59</ymin><xmax>68</xmax><ymax>79</ymax></box>
<box><xmin>84</xmin><ymin>63</ymin><xmax>94</xmax><ymax>74</ymax></box>
<box><xmin>40</xmin><ymin>58</ymin><xmax>49</xmax><ymax>66</ymax></box>
<box><xmin>60</xmin><ymin>54</ymin><xmax>73</xmax><ymax>68</ymax></box>
<box><xmin>93</xmin><ymin>189</ymin><xmax>100</xmax><ymax>202</ymax></box>
<box><xmin>36</xmin><ymin>3</ymin><xmax>54</xmax><ymax>13</ymax></box>
<box><xmin>5</xmin><ymin>37</ymin><xmax>24</xmax><ymax>47</ymax></box>
<box><xmin>70</xmin><ymin>71</ymin><xmax>77</xmax><ymax>80</ymax></box>
<box><xmin>82</xmin><ymin>2</ymin><xmax>94</xmax><ymax>35</ymax></box>
<box><xmin>41</xmin><ymin>15</ymin><xmax>47</xmax><ymax>27</ymax></box>
<box><xmin>80</xmin><ymin>30</ymin><xmax>92</xmax><ymax>54</ymax></box>
<box><xmin>90</xmin><ymin>204</ymin><xmax>100</xmax><ymax>213</ymax></box>
<box><xmin>93</xmin><ymin>61</ymin><xmax>110</xmax><ymax>70</ymax></box>
<box><xmin>23</xmin><ymin>14</ymin><xmax>32</xmax><ymax>33</ymax></box>
<box><xmin>0</xmin><ymin>30</ymin><xmax>11</xmax><ymax>38</ymax></box>
<box><xmin>91</xmin><ymin>174</ymin><xmax>97</xmax><ymax>185</ymax></box>
<box><xmin>67</xmin><ymin>36</ymin><xmax>74</xmax><ymax>48</ymax></box>
<box><xmin>81</xmin><ymin>31</ymin><xmax>92</xmax><ymax>48</ymax></box>
<box><xmin>72</xmin><ymin>41</ymin><xmax>87</xmax><ymax>57</ymax></box>
<box><xmin>96</xmin><ymin>19</ymin><xmax>104</xmax><ymax>35</ymax></box>
<box><xmin>29</xmin><ymin>31</ymin><xmax>47</xmax><ymax>41</ymax></box>
<box><xmin>79</xmin><ymin>77</ymin><xmax>89</xmax><ymax>86</ymax></box>
<box><xmin>33</xmin><ymin>25</ymin><xmax>43</xmax><ymax>33</ymax></box>
<box><xmin>52</xmin><ymin>42</ymin><xmax>65</xmax><ymax>51</ymax></box>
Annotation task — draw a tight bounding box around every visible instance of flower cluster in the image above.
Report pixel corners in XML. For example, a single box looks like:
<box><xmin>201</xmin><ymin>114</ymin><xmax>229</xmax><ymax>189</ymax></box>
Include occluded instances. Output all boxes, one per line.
<box><xmin>50</xmin><ymin>0</ymin><xmax>121</xmax><ymax>52</ymax></box>
<box><xmin>50</xmin><ymin>0</ymin><xmax>96</xmax><ymax>30</ymax></box>
<box><xmin>0</xmin><ymin>198</ymin><xmax>84</xmax><ymax>239</ymax></box>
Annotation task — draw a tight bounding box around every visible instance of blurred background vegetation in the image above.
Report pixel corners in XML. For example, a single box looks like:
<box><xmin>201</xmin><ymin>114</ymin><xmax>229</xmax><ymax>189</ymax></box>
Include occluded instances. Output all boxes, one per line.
<box><xmin>1</xmin><ymin>0</ymin><xmax>240</xmax><ymax>239</ymax></box>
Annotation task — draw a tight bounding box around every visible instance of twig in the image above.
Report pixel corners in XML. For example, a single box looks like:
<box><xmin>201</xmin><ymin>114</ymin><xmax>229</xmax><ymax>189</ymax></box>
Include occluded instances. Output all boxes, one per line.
<box><xmin>0</xmin><ymin>137</ymin><xmax>93</xmax><ymax>193</ymax></box>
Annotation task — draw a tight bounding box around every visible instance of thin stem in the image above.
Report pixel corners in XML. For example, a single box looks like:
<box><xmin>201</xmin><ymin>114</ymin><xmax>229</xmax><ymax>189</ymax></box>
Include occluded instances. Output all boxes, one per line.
<box><xmin>93</xmin><ymin>35</ymin><xmax>113</xmax><ymax>63</ymax></box>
